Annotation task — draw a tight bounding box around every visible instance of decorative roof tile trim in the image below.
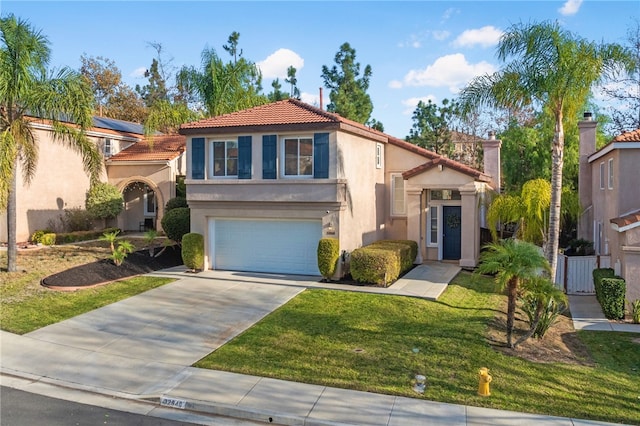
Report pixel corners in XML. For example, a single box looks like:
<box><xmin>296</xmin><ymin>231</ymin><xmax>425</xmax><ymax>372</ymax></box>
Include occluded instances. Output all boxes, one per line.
<box><xmin>612</xmin><ymin>128</ymin><xmax>640</xmax><ymax>142</ymax></box>
<box><xmin>108</xmin><ymin>135</ymin><xmax>185</xmax><ymax>162</ymax></box>
<box><xmin>610</xmin><ymin>209</ymin><xmax>640</xmax><ymax>233</ymax></box>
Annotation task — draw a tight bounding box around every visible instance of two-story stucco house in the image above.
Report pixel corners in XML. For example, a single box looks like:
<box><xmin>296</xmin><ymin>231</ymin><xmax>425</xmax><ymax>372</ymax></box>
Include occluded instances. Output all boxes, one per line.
<box><xmin>578</xmin><ymin>114</ymin><xmax>640</xmax><ymax>302</ymax></box>
<box><xmin>0</xmin><ymin>116</ymin><xmax>186</xmax><ymax>243</ymax></box>
<box><xmin>179</xmin><ymin>99</ymin><xmax>501</xmax><ymax>276</ymax></box>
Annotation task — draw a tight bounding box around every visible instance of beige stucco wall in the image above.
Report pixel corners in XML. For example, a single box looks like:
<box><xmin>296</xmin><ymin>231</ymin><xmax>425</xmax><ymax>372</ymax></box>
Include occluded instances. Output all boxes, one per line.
<box><xmin>0</xmin><ymin>127</ymin><xmax>107</xmax><ymax>243</ymax></box>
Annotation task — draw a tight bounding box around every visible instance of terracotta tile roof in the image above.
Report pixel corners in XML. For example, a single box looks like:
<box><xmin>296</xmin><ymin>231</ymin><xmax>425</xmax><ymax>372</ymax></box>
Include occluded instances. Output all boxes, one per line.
<box><xmin>108</xmin><ymin>134</ymin><xmax>185</xmax><ymax>162</ymax></box>
<box><xmin>179</xmin><ymin>99</ymin><xmax>492</xmax><ymax>182</ymax></box>
<box><xmin>610</xmin><ymin>208</ymin><xmax>640</xmax><ymax>231</ymax></box>
<box><xmin>612</xmin><ymin>128</ymin><xmax>640</xmax><ymax>142</ymax></box>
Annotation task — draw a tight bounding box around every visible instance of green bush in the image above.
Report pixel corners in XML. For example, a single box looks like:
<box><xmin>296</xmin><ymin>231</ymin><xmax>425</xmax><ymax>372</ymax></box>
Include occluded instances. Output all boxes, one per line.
<box><xmin>350</xmin><ymin>248</ymin><xmax>400</xmax><ymax>287</ymax></box>
<box><xmin>54</xmin><ymin>228</ymin><xmax>120</xmax><ymax>245</ymax></box>
<box><xmin>30</xmin><ymin>230</ymin><xmax>50</xmax><ymax>244</ymax></box>
<box><xmin>599</xmin><ymin>277</ymin><xmax>626</xmax><ymax>320</ymax></box>
<box><xmin>161</xmin><ymin>207</ymin><xmax>190</xmax><ymax>243</ymax></box>
<box><xmin>593</xmin><ymin>268</ymin><xmax>615</xmax><ymax>304</ymax></box>
<box><xmin>61</xmin><ymin>207</ymin><xmax>94</xmax><ymax>232</ymax></box>
<box><xmin>86</xmin><ymin>182</ymin><xmax>124</xmax><ymax>220</ymax></box>
<box><xmin>40</xmin><ymin>233</ymin><xmax>56</xmax><ymax>246</ymax></box>
<box><xmin>182</xmin><ymin>233</ymin><xmax>204</xmax><ymax>271</ymax></box>
<box><xmin>317</xmin><ymin>238</ymin><xmax>340</xmax><ymax>279</ymax></box>
<box><xmin>369</xmin><ymin>240</ymin><xmax>417</xmax><ymax>273</ymax></box>
<box><xmin>165</xmin><ymin>196</ymin><xmax>188</xmax><ymax>212</ymax></box>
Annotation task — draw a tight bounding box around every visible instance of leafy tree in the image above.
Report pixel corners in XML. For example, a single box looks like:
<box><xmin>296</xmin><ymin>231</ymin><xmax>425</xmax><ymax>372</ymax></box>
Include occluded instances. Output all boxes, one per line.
<box><xmin>406</xmin><ymin>99</ymin><xmax>459</xmax><ymax>157</ymax></box>
<box><xmin>161</xmin><ymin>206</ymin><xmax>190</xmax><ymax>243</ymax></box>
<box><xmin>321</xmin><ymin>42</ymin><xmax>373</xmax><ymax>124</ymax></box>
<box><xmin>1</xmin><ymin>15</ymin><xmax>102</xmax><ymax>272</ymax></box>
<box><xmin>80</xmin><ymin>54</ymin><xmax>146</xmax><ymax>122</ymax></box>
<box><xmin>285</xmin><ymin>65</ymin><xmax>300</xmax><ymax>99</ymax></box>
<box><xmin>601</xmin><ymin>19</ymin><xmax>640</xmax><ymax>133</ymax></box>
<box><xmin>135</xmin><ymin>58</ymin><xmax>169</xmax><ymax>107</ymax></box>
<box><xmin>268</xmin><ymin>78</ymin><xmax>287</xmax><ymax>102</ymax></box>
<box><xmin>367</xmin><ymin>118</ymin><xmax>384</xmax><ymax>132</ymax></box>
<box><xmin>223</xmin><ymin>31</ymin><xmax>241</xmax><ymax>64</ymax></box>
<box><xmin>176</xmin><ymin>33</ymin><xmax>267</xmax><ymax>117</ymax></box>
<box><xmin>499</xmin><ymin>119</ymin><xmax>550</xmax><ymax>192</ymax></box>
<box><xmin>459</xmin><ymin>20</ymin><xmax>632</xmax><ymax>280</ymax></box>
<box><xmin>144</xmin><ymin>99</ymin><xmax>200</xmax><ymax>135</ymax></box>
<box><xmin>85</xmin><ymin>182</ymin><xmax>124</xmax><ymax>221</ymax></box>
<box><xmin>476</xmin><ymin>239</ymin><xmax>550</xmax><ymax>348</ymax></box>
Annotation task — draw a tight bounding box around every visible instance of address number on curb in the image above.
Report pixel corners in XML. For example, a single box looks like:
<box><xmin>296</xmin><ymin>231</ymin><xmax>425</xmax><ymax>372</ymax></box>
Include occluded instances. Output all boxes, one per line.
<box><xmin>160</xmin><ymin>396</ymin><xmax>187</xmax><ymax>409</ymax></box>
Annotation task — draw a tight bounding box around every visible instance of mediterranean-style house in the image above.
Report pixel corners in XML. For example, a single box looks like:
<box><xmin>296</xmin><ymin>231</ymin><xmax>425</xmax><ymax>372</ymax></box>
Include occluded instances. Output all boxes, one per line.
<box><xmin>578</xmin><ymin>113</ymin><xmax>640</xmax><ymax>302</ymax></box>
<box><xmin>0</xmin><ymin>116</ymin><xmax>186</xmax><ymax>243</ymax></box>
<box><xmin>178</xmin><ymin>99</ymin><xmax>501</xmax><ymax>276</ymax></box>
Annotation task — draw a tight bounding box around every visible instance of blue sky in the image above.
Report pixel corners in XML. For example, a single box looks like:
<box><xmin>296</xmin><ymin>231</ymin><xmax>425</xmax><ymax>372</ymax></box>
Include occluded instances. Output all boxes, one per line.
<box><xmin>2</xmin><ymin>1</ymin><xmax>638</xmax><ymax>137</ymax></box>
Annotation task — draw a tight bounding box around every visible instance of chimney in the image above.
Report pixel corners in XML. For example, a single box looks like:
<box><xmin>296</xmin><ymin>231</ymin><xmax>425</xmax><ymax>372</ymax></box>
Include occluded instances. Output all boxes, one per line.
<box><xmin>319</xmin><ymin>87</ymin><xmax>323</xmax><ymax>110</ymax></box>
<box><xmin>578</xmin><ymin>112</ymin><xmax>597</xmax><ymax>240</ymax></box>
<box><xmin>482</xmin><ymin>131</ymin><xmax>501</xmax><ymax>193</ymax></box>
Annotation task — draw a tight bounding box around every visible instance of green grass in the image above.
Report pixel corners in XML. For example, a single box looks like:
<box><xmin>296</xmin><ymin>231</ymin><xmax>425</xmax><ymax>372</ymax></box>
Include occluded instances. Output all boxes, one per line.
<box><xmin>1</xmin><ymin>276</ymin><xmax>174</xmax><ymax>334</ymax></box>
<box><xmin>195</xmin><ymin>272</ymin><xmax>640</xmax><ymax>425</ymax></box>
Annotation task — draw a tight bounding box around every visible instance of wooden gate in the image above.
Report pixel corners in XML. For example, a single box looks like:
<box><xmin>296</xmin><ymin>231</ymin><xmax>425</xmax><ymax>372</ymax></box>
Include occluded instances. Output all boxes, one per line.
<box><xmin>555</xmin><ymin>254</ymin><xmax>611</xmax><ymax>294</ymax></box>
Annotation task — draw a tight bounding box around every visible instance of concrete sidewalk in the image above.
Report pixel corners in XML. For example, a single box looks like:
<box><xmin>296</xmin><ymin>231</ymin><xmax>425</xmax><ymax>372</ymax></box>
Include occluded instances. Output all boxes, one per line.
<box><xmin>0</xmin><ymin>264</ymin><xmax>633</xmax><ymax>425</ymax></box>
<box><xmin>568</xmin><ymin>294</ymin><xmax>640</xmax><ymax>332</ymax></box>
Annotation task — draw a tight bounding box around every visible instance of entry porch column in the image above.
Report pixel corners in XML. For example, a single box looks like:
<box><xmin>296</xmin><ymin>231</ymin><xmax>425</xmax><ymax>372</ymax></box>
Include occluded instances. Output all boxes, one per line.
<box><xmin>406</xmin><ymin>187</ymin><xmax>423</xmax><ymax>263</ymax></box>
<box><xmin>459</xmin><ymin>182</ymin><xmax>482</xmax><ymax>268</ymax></box>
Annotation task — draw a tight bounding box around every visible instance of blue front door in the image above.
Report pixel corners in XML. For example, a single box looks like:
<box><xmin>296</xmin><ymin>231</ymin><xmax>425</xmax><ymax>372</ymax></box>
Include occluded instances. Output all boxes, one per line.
<box><xmin>443</xmin><ymin>206</ymin><xmax>462</xmax><ymax>260</ymax></box>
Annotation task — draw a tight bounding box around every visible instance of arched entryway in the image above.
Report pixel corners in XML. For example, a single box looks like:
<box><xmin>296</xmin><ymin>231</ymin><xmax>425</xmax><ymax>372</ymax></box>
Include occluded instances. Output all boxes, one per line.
<box><xmin>116</xmin><ymin>178</ymin><xmax>165</xmax><ymax>232</ymax></box>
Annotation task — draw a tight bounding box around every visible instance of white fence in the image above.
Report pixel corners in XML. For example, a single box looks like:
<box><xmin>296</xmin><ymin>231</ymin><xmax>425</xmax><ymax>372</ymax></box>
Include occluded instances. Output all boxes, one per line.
<box><xmin>555</xmin><ymin>254</ymin><xmax>611</xmax><ymax>294</ymax></box>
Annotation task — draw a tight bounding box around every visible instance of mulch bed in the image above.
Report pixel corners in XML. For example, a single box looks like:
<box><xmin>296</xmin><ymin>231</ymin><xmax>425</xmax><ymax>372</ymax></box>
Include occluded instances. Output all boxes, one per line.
<box><xmin>41</xmin><ymin>246</ymin><xmax>183</xmax><ymax>289</ymax></box>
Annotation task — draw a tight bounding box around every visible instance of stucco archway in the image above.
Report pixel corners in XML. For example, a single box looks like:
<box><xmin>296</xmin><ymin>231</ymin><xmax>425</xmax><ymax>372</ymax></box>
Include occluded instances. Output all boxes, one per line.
<box><xmin>115</xmin><ymin>176</ymin><xmax>165</xmax><ymax>232</ymax></box>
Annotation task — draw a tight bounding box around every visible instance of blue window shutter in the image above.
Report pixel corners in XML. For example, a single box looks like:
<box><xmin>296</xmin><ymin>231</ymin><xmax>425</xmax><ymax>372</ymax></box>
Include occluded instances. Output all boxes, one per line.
<box><xmin>262</xmin><ymin>135</ymin><xmax>277</xmax><ymax>179</ymax></box>
<box><xmin>191</xmin><ymin>137</ymin><xmax>205</xmax><ymax>179</ymax></box>
<box><xmin>314</xmin><ymin>133</ymin><xmax>329</xmax><ymax>178</ymax></box>
<box><xmin>238</xmin><ymin>136</ymin><xmax>252</xmax><ymax>179</ymax></box>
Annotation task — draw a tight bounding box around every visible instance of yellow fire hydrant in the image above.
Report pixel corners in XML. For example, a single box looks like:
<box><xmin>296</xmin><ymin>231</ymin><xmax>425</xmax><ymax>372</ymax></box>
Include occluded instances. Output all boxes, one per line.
<box><xmin>478</xmin><ymin>367</ymin><xmax>492</xmax><ymax>397</ymax></box>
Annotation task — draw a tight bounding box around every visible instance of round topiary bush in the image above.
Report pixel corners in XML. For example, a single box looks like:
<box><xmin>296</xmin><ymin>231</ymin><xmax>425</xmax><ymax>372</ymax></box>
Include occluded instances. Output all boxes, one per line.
<box><xmin>161</xmin><ymin>207</ymin><xmax>190</xmax><ymax>243</ymax></box>
<box><xmin>182</xmin><ymin>232</ymin><xmax>204</xmax><ymax>271</ymax></box>
<box><xmin>165</xmin><ymin>196</ymin><xmax>188</xmax><ymax>212</ymax></box>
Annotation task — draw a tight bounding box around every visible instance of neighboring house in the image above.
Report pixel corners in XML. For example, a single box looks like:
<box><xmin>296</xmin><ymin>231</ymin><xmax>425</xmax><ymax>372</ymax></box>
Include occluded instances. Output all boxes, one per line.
<box><xmin>578</xmin><ymin>114</ymin><xmax>640</xmax><ymax>302</ymax></box>
<box><xmin>178</xmin><ymin>99</ymin><xmax>501</xmax><ymax>276</ymax></box>
<box><xmin>0</xmin><ymin>116</ymin><xmax>186</xmax><ymax>243</ymax></box>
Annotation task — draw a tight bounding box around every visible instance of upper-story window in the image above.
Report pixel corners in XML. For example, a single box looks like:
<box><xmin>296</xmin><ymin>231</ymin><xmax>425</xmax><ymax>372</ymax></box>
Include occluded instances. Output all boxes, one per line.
<box><xmin>608</xmin><ymin>158</ymin><xmax>614</xmax><ymax>189</ymax></box>
<box><xmin>104</xmin><ymin>138</ymin><xmax>112</xmax><ymax>158</ymax></box>
<box><xmin>599</xmin><ymin>162</ymin><xmax>605</xmax><ymax>190</ymax></box>
<box><xmin>211</xmin><ymin>140</ymin><xmax>238</xmax><ymax>177</ymax></box>
<box><xmin>376</xmin><ymin>143</ymin><xmax>382</xmax><ymax>169</ymax></box>
<box><xmin>284</xmin><ymin>137</ymin><xmax>313</xmax><ymax>177</ymax></box>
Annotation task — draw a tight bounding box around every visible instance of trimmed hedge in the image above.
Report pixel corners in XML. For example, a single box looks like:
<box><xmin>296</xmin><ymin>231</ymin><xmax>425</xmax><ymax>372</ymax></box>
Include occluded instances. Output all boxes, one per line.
<box><xmin>593</xmin><ymin>268</ymin><xmax>615</xmax><ymax>304</ymax></box>
<box><xmin>182</xmin><ymin>233</ymin><xmax>204</xmax><ymax>271</ymax></box>
<box><xmin>165</xmin><ymin>196</ymin><xmax>188</xmax><ymax>212</ymax></box>
<box><xmin>161</xmin><ymin>207</ymin><xmax>190</xmax><ymax>243</ymax></box>
<box><xmin>317</xmin><ymin>238</ymin><xmax>340</xmax><ymax>279</ymax></box>
<box><xmin>599</xmin><ymin>277</ymin><xmax>626</xmax><ymax>320</ymax></box>
<box><xmin>40</xmin><ymin>233</ymin><xmax>56</xmax><ymax>246</ymax></box>
<box><xmin>369</xmin><ymin>240</ymin><xmax>418</xmax><ymax>273</ymax></box>
<box><xmin>54</xmin><ymin>228</ymin><xmax>120</xmax><ymax>245</ymax></box>
<box><xmin>351</xmin><ymin>248</ymin><xmax>400</xmax><ymax>287</ymax></box>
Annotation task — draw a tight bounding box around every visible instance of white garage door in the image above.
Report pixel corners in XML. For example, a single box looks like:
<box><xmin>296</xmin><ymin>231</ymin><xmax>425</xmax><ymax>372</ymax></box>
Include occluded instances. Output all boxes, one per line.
<box><xmin>210</xmin><ymin>218</ymin><xmax>322</xmax><ymax>275</ymax></box>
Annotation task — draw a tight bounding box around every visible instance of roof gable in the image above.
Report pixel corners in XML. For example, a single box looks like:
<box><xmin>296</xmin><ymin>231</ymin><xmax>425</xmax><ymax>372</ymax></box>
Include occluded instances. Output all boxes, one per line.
<box><xmin>108</xmin><ymin>135</ymin><xmax>185</xmax><ymax>162</ymax></box>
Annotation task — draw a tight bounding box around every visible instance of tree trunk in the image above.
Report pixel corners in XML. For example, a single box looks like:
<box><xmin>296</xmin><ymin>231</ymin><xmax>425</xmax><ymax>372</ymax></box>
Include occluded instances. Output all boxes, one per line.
<box><xmin>545</xmin><ymin>114</ymin><xmax>564</xmax><ymax>281</ymax></box>
<box><xmin>6</xmin><ymin>157</ymin><xmax>18</xmax><ymax>272</ymax></box>
<box><xmin>513</xmin><ymin>302</ymin><xmax>543</xmax><ymax>348</ymax></box>
<box><xmin>506</xmin><ymin>279</ymin><xmax>518</xmax><ymax>348</ymax></box>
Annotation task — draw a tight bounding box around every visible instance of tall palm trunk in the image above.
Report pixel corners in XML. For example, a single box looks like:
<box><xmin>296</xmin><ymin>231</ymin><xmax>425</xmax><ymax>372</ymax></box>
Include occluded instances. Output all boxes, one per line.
<box><xmin>6</xmin><ymin>156</ymin><xmax>18</xmax><ymax>272</ymax></box>
<box><xmin>506</xmin><ymin>278</ymin><xmax>519</xmax><ymax>348</ymax></box>
<box><xmin>545</xmin><ymin>115</ymin><xmax>564</xmax><ymax>280</ymax></box>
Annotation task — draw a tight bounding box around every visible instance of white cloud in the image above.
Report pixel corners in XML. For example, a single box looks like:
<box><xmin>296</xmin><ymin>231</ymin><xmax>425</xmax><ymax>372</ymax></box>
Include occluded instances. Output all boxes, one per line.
<box><xmin>402</xmin><ymin>95</ymin><xmax>437</xmax><ymax>115</ymax></box>
<box><xmin>257</xmin><ymin>48</ymin><xmax>304</xmax><ymax>79</ymax></box>
<box><xmin>130</xmin><ymin>67</ymin><xmax>147</xmax><ymax>78</ymax></box>
<box><xmin>400</xmin><ymin>53</ymin><xmax>496</xmax><ymax>93</ymax></box>
<box><xmin>301</xmin><ymin>91</ymin><xmax>321</xmax><ymax>108</ymax></box>
<box><xmin>453</xmin><ymin>26</ymin><xmax>503</xmax><ymax>48</ymax></box>
<box><xmin>559</xmin><ymin>0</ymin><xmax>583</xmax><ymax>16</ymax></box>
<box><xmin>432</xmin><ymin>30</ymin><xmax>450</xmax><ymax>41</ymax></box>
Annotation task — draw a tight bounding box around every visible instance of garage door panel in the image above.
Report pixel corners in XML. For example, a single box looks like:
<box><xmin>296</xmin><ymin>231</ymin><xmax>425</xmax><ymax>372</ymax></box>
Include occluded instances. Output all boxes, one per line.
<box><xmin>211</xmin><ymin>219</ymin><xmax>321</xmax><ymax>275</ymax></box>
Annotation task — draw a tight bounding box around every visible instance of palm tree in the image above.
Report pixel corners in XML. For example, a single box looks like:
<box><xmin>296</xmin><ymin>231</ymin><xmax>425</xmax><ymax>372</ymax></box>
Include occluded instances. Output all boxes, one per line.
<box><xmin>476</xmin><ymin>239</ymin><xmax>550</xmax><ymax>348</ymax></box>
<box><xmin>1</xmin><ymin>15</ymin><xmax>101</xmax><ymax>272</ymax></box>
<box><xmin>459</xmin><ymin>21</ymin><xmax>632</xmax><ymax>280</ymax></box>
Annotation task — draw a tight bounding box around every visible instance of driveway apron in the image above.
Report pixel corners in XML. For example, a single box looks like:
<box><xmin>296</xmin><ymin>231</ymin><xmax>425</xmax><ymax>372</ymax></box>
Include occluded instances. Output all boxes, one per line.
<box><xmin>18</xmin><ymin>276</ymin><xmax>305</xmax><ymax>396</ymax></box>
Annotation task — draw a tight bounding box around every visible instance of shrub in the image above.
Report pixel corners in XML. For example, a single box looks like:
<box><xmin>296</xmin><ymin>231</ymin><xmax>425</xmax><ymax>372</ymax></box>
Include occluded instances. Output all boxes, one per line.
<box><xmin>30</xmin><ymin>230</ymin><xmax>49</xmax><ymax>244</ymax></box>
<box><xmin>40</xmin><ymin>233</ymin><xmax>56</xmax><ymax>246</ymax></box>
<box><xmin>599</xmin><ymin>277</ymin><xmax>626</xmax><ymax>320</ymax></box>
<box><xmin>593</xmin><ymin>268</ymin><xmax>615</xmax><ymax>304</ymax></box>
<box><xmin>350</xmin><ymin>248</ymin><xmax>400</xmax><ymax>287</ymax></box>
<box><xmin>317</xmin><ymin>238</ymin><xmax>340</xmax><ymax>280</ymax></box>
<box><xmin>110</xmin><ymin>240</ymin><xmax>135</xmax><ymax>266</ymax></box>
<box><xmin>521</xmin><ymin>294</ymin><xmax>567</xmax><ymax>338</ymax></box>
<box><xmin>182</xmin><ymin>233</ymin><xmax>204</xmax><ymax>271</ymax></box>
<box><xmin>86</xmin><ymin>182</ymin><xmax>124</xmax><ymax>220</ymax></box>
<box><xmin>369</xmin><ymin>240</ymin><xmax>417</xmax><ymax>273</ymax></box>
<box><xmin>165</xmin><ymin>196</ymin><xmax>188</xmax><ymax>212</ymax></box>
<box><xmin>61</xmin><ymin>207</ymin><xmax>94</xmax><ymax>232</ymax></box>
<box><xmin>161</xmin><ymin>207</ymin><xmax>190</xmax><ymax>243</ymax></box>
<box><xmin>629</xmin><ymin>300</ymin><xmax>640</xmax><ymax>324</ymax></box>
<box><xmin>54</xmin><ymin>228</ymin><xmax>120</xmax><ymax>245</ymax></box>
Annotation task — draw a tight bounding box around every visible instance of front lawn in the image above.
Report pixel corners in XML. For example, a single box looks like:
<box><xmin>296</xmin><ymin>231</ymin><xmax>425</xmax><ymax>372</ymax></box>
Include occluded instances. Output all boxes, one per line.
<box><xmin>195</xmin><ymin>272</ymin><xmax>640</xmax><ymax>425</ymax></box>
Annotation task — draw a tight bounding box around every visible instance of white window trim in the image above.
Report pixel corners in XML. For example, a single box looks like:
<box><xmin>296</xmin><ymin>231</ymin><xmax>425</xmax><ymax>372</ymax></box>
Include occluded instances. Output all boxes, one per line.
<box><xmin>281</xmin><ymin>136</ymin><xmax>314</xmax><ymax>178</ymax></box>
<box><xmin>608</xmin><ymin>158</ymin><xmax>613</xmax><ymax>189</ymax></box>
<box><xmin>209</xmin><ymin>140</ymin><xmax>238</xmax><ymax>178</ymax></box>
<box><xmin>390</xmin><ymin>173</ymin><xmax>406</xmax><ymax>216</ymax></box>
<box><xmin>376</xmin><ymin>143</ymin><xmax>382</xmax><ymax>169</ymax></box>
<box><xmin>143</xmin><ymin>188</ymin><xmax>156</xmax><ymax>217</ymax></box>
<box><xmin>599</xmin><ymin>162</ymin><xmax>605</xmax><ymax>190</ymax></box>
<box><xmin>427</xmin><ymin>205</ymin><xmax>439</xmax><ymax>247</ymax></box>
